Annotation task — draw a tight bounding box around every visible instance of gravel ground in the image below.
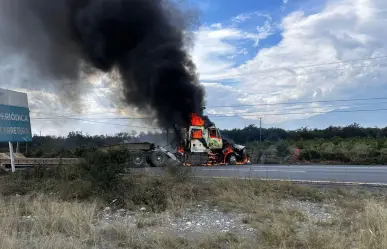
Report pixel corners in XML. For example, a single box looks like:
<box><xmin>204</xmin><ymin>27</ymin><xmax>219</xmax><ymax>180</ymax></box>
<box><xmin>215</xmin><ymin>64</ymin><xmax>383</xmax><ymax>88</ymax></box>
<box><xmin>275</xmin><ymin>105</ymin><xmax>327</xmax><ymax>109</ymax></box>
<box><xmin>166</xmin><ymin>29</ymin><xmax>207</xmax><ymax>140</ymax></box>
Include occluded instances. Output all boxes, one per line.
<box><xmin>97</xmin><ymin>203</ymin><xmax>256</xmax><ymax>239</ymax></box>
<box><xmin>281</xmin><ymin>199</ymin><xmax>337</xmax><ymax>223</ymax></box>
<box><xmin>97</xmin><ymin>199</ymin><xmax>338</xmax><ymax>240</ymax></box>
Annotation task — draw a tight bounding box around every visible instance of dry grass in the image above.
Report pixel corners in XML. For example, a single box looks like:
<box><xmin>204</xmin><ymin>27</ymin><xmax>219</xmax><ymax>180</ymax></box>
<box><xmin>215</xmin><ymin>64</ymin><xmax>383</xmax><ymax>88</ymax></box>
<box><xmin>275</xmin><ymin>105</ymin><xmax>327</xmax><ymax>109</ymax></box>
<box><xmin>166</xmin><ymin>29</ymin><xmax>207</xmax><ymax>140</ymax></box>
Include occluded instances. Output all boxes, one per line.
<box><xmin>136</xmin><ymin>214</ymin><xmax>162</xmax><ymax>229</ymax></box>
<box><xmin>354</xmin><ymin>201</ymin><xmax>387</xmax><ymax>248</ymax></box>
<box><xmin>206</xmin><ymin>178</ymin><xmax>326</xmax><ymax>213</ymax></box>
<box><xmin>0</xmin><ymin>193</ymin><xmax>255</xmax><ymax>249</ymax></box>
<box><xmin>1</xmin><ymin>193</ymin><xmax>387</xmax><ymax>249</ymax></box>
<box><xmin>1</xmin><ymin>165</ymin><xmax>387</xmax><ymax>248</ymax></box>
<box><xmin>0</xmin><ymin>195</ymin><xmax>97</xmax><ymax>249</ymax></box>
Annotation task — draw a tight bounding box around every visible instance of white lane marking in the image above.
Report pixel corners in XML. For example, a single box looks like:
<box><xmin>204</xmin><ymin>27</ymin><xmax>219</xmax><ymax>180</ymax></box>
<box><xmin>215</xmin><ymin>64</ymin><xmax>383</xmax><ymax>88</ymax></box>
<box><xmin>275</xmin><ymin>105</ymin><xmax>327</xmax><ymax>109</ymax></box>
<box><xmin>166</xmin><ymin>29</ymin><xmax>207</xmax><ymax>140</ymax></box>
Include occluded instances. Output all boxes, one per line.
<box><xmin>253</xmin><ymin>170</ymin><xmax>306</xmax><ymax>173</ymax></box>
<box><xmin>192</xmin><ymin>176</ymin><xmax>387</xmax><ymax>186</ymax></box>
<box><xmin>199</xmin><ymin>166</ymin><xmax>387</xmax><ymax>172</ymax></box>
<box><xmin>200</xmin><ymin>168</ymin><xmax>306</xmax><ymax>173</ymax></box>
<box><xmin>246</xmin><ymin>166</ymin><xmax>387</xmax><ymax>170</ymax></box>
<box><xmin>201</xmin><ymin>168</ymin><xmax>245</xmax><ymax>171</ymax></box>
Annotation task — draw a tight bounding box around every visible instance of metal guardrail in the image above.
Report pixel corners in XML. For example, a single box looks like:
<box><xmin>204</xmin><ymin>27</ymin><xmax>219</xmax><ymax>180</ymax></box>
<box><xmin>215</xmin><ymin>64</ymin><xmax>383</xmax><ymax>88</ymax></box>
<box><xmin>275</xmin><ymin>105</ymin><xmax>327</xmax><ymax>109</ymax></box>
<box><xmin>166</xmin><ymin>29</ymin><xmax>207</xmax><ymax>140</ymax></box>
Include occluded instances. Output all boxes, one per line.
<box><xmin>0</xmin><ymin>158</ymin><xmax>81</xmax><ymax>168</ymax></box>
<box><xmin>0</xmin><ymin>146</ymin><xmax>258</xmax><ymax>171</ymax></box>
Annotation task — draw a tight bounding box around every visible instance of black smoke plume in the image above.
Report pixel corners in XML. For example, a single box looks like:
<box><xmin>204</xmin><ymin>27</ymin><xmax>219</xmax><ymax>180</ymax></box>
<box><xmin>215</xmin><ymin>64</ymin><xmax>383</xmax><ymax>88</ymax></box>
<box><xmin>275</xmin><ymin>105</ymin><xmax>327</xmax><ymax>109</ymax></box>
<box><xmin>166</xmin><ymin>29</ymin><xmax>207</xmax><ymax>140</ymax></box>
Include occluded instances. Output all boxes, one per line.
<box><xmin>0</xmin><ymin>0</ymin><xmax>205</xmax><ymax>128</ymax></box>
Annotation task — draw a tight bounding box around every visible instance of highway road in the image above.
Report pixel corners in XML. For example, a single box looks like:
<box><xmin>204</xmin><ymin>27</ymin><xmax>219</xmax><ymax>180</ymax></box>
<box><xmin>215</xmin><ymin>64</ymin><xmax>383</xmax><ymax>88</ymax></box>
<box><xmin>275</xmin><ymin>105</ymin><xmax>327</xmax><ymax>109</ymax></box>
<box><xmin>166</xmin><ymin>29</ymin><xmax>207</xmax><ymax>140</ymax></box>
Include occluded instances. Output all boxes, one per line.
<box><xmin>142</xmin><ymin>164</ymin><xmax>387</xmax><ymax>185</ymax></box>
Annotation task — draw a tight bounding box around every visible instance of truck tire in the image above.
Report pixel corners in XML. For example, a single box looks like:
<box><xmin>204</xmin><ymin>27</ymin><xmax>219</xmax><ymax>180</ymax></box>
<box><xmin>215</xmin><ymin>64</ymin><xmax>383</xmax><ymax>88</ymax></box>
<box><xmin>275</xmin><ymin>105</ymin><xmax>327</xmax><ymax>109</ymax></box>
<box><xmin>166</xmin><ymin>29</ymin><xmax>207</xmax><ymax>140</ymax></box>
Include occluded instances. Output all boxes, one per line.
<box><xmin>131</xmin><ymin>152</ymin><xmax>145</xmax><ymax>168</ymax></box>
<box><xmin>150</xmin><ymin>151</ymin><xmax>167</xmax><ymax>167</ymax></box>
<box><xmin>227</xmin><ymin>154</ymin><xmax>237</xmax><ymax>165</ymax></box>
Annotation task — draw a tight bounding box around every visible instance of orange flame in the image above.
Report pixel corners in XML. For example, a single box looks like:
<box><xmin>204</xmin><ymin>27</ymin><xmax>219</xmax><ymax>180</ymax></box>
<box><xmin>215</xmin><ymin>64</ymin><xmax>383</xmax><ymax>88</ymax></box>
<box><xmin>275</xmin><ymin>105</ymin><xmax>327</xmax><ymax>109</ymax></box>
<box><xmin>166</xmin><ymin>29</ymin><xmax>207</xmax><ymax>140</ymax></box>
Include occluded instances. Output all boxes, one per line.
<box><xmin>177</xmin><ymin>146</ymin><xmax>185</xmax><ymax>154</ymax></box>
<box><xmin>190</xmin><ymin>113</ymin><xmax>205</xmax><ymax>126</ymax></box>
<box><xmin>191</xmin><ymin>129</ymin><xmax>203</xmax><ymax>139</ymax></box>
<box><xmin>224</xmin><ymin>145</ymin><xmax>233</xmax><ymax>154</ymax></box>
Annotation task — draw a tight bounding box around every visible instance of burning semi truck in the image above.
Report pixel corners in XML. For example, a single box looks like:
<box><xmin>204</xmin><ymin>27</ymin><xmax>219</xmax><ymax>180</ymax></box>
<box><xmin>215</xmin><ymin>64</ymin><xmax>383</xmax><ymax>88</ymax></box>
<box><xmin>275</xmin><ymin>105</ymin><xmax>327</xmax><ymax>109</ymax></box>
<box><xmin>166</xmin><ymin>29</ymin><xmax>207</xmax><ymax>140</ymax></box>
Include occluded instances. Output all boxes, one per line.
<box><xmin>173</xmin><ymin>113</ymin><xmax>251</xmax><ymax>166</ymax></box>
<box><xmin>0</xmin><ymin>113</ymin><xmax>251</xmax><ymax>171</ymax></box>
<box><xmin>107</xmin><ymin>113</ymin><xmax>252</xmax><ymax>167</ymax></box>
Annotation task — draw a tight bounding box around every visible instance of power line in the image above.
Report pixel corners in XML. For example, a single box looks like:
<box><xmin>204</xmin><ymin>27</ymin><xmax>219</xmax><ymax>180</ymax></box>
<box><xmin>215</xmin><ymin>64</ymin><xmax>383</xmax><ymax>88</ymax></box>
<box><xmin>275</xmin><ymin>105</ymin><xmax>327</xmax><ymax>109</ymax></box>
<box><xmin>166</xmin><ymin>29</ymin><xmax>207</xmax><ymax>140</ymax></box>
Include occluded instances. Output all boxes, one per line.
<box><xmin>32</xmin><ymin>108</ymin><xmax>387</xmax><ymax>128</ymax></box>
<box><xmin>37</xmin><ymin>117</ymin><xmax>155</xmax><ymax>120</ymax></box>
<box><xmin>206</xmin><ymin>104</ymin><xmax>387</xmax><ymax>115</ymax></box>
<box><xmin>30</xmin><ymin>97</ymin><xmax>387</xmax><ymax>119</ymax></box>
<box><xmin>31</xmin><ymin>111</ymin><xmax>118</xmax><ymax>116</ymax></box>
<box><xmin>208</xmin><ymin>108</ymin><xmax>387</xmax><ymax>118</ymax></box>
<box><xmin>31</xmin><ymin>111</ymin><xmax>152</xmax><ymax>119</ymax></box>
<box><xmin>34</xmin><ymin>106</ymin><xmax>387</xmax><ymax>121</ymax></box>
<box><xmin>206</xmin><ymin>56</ymin><xmax>387</xmax><ymax>81</ymax></box>
<box><xmin>206</xmin><ymin>57</ymin><xmax>387</xmax><ymax>82</ymax></box>
<box><xmin>206</xmin><ymin>101</ymin><xmax>387</xmax><ymax>114</ymax></box>
<box><xmin>32</xmin><ymin>112</ymin><xmax>155</xmax><ymax>120</ymax></box>
<box><xmin>33</xmin><ymin>116</ymin><xmax>161</xmax><ymax>130</ymax></box>
<box><xmin>30</xmin><ymin>98</ymin><xmax>387</xmax><ymax>123</ymax></box>
<box><xmin>35</xmin><ymin>116</ymin><xmax>154</xmax><ymax>120</ymax></box>
<box><xmin>32</xmin><ymin>108</ymin><xmax>387</xmax><ymax>130</ymax></box>
<box><xmin>229</xmin><ymin>62</ymin><xmax>386</xmax><ymax>82</ymax></box>
<box><xmin>207</xmin><ymin>97</ymin><xmax>387</xmax><ymax>108</ymax></box>
<box><xmin>48</xmin><ymin>101</ymin><xmax>387</xmax><ymax>119</ymax></box>
<box><xmin>263</xmin><ymin>55</ymin><xmax>387</xmax><ymax>72</ymax></box>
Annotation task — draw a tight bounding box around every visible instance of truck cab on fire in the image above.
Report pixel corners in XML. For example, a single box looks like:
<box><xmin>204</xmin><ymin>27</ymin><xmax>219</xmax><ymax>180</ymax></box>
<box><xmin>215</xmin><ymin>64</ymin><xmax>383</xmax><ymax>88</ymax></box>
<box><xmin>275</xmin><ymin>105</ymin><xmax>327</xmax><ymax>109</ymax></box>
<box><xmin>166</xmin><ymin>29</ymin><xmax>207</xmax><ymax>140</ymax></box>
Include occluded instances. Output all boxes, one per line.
<box><xmin>175</xmin><ymin>113</ymin><xmax>250</xmax><ymax>166</ymax></box>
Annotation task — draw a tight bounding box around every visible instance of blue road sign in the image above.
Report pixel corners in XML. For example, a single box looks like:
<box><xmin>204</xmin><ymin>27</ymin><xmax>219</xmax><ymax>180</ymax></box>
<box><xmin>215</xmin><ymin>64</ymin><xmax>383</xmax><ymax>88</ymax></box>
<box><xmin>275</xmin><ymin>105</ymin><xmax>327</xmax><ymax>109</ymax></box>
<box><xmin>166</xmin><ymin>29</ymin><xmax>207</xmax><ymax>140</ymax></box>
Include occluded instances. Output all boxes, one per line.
<box><xmin>0</xmin><ymin>89</ymin><xmax>32</xmax><ymax>142</ymax></box>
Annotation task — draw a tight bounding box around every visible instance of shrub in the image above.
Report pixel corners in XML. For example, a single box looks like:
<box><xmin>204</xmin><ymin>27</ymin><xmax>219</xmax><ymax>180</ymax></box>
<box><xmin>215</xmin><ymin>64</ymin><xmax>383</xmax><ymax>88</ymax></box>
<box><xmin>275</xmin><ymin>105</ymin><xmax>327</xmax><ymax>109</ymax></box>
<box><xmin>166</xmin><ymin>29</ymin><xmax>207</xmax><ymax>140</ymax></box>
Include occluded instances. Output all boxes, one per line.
<box><xmin>276</xmin><ymin>141</ymin><xmax>290</xmax><ymax>158</ymax></box>
<box><xmin>77</xmin><ymin>149</ymin><xmax>130</xmax><ymax>191</ymax></box>
<box><xmin>299</xmin><ymin>149</ymin><xmax>321</xmax><ymax>161</ymax></box>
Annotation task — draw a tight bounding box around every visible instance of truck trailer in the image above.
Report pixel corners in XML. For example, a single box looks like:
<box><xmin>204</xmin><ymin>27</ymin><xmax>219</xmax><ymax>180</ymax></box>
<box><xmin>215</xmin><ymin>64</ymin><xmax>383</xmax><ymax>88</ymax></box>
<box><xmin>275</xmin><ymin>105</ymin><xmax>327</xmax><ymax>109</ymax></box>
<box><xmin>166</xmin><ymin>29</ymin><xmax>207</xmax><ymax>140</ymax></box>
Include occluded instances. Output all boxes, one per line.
<box><xmin>1</xmin><ymin>113</ymin><xmax>252</xmax><ymax>170</ymax></box>
<box><xmin>107</xmin><ymin>112</ymin><xmax>251</xmax><ymax>167</ymax></box>
<box><xmin>103</xmin><ymin>142</ymin><xmax>179</xmax><ymax>168</ymax></box>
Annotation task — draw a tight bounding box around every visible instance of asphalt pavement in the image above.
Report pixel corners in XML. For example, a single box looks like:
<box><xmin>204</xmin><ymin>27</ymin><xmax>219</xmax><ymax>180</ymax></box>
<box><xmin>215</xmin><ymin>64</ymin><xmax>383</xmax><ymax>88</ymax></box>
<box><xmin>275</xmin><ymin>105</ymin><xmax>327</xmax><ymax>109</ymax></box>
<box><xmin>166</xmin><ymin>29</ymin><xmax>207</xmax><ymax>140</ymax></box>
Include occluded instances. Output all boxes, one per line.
<box><xmin>141</xmin><ymin>164</ymin><xmax>387</xmax><ymax>185</ymax></box>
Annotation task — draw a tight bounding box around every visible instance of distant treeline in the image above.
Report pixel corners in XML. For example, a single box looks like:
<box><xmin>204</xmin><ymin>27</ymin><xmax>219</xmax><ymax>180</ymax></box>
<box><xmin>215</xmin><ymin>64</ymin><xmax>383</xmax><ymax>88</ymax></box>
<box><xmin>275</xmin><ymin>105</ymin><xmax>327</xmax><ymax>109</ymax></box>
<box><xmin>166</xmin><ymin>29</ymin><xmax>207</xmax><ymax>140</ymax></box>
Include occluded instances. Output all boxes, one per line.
<box><xmin>221</xmin><ymin>123</ymin><xmax>387</xmax><ymax>144</ymax></box>
<box><xmin>0</xmin><ymin>131</ymin><xmax>173</xmax><ymax>157</ymax></box>
<box><xmin>2</xmin><ymin>123</ymin><xmax>387</xmax><ymax>162</ymax></box>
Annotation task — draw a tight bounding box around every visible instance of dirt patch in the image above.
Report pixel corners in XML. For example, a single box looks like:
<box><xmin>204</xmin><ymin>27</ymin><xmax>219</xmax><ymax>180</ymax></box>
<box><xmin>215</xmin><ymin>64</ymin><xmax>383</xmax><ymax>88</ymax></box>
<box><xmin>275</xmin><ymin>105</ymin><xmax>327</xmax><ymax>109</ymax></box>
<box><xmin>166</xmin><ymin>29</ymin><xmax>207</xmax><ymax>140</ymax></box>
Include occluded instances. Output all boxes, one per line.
<box><xmin>281</xmin><ymin>199</ymin><xmax>337</xmax><ymax>223</ymax></box>
<box><xmin>97</xmin><ymin>202</ymin><xmax>256</xmax><ymax>240</ymax></box>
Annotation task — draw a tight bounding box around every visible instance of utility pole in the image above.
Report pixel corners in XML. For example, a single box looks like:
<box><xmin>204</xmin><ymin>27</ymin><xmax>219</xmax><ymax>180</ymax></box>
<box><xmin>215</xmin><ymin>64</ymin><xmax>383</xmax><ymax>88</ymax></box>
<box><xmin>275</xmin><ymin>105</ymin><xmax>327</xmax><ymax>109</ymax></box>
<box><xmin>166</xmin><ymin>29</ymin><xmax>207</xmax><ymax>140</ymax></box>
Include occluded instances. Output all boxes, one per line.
<box><xmin>8</xmin><ymin>142</ymin><xmax>15</xmax><ymax>173</ymax></box>
<box><xmin>23</xmin><ymin>138</ymin><xmax>28</xmax><ymax>155</ymax></box>
<box><xmin>259</xmin><ymin>117</ymin><xmax>262</xmax><ymax>143</ymax></box>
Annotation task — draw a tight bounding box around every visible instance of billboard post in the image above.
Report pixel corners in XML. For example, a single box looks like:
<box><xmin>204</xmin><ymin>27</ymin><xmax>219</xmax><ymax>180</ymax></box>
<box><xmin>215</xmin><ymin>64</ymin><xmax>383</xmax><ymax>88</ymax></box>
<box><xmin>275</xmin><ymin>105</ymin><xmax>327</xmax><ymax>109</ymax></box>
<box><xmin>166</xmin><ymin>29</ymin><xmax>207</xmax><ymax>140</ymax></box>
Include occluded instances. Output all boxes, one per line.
<box><xmin>8</xmin><ymin>142</ymin><xmax>15</xmax><ymax>173</ymax></box>
<box><xmin>0</xmin><ymin>88</ymin><xmax>32</xmax><ymax>173</ymax></box>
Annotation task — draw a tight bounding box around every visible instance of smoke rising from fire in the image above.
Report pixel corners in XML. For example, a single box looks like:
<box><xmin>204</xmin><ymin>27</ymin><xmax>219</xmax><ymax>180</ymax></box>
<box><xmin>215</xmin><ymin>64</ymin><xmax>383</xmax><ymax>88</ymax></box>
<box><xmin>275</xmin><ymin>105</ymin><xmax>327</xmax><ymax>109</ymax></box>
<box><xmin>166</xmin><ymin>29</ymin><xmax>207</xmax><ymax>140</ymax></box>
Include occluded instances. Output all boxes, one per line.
<box><xmin>0</xmin><ymin>0</ymin><xmax>205</xmax><ymax>128</ymax></box>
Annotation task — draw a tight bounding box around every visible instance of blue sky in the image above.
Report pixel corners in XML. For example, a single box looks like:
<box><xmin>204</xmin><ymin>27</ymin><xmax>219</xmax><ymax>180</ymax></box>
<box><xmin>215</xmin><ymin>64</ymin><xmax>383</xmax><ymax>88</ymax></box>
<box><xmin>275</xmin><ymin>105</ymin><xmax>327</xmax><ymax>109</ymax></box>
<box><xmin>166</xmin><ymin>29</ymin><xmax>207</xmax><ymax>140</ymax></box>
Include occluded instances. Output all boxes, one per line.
<box><xmin>185</xmin><ymin>0</ymin><xmax>387</xmax><ymax>131</ymax></box>
<box><xmin>195</xmin><ymin>0</ymin><xmax>283</xmax><ymax>21</ymax></box>
<box><xmin>192</xmin><ymin>0</ymin><xmax>326</xmax><ymax>56</ymax></box>
<box><xmin>2</xmin><ymin>0</ymin><xmax>387</xmax><ymax>135</ymax></box>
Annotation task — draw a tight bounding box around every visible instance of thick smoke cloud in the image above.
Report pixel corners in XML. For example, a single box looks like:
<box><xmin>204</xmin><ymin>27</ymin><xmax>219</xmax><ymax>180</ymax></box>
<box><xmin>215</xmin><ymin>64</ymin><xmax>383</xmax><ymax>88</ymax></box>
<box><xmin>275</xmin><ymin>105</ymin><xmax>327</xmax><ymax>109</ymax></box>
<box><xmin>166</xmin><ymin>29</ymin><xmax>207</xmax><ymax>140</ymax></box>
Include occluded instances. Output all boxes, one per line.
<box><xmin>0</xmin><ymin>0</ymin><xmax>205</xmax><ymax>128</ymax></box>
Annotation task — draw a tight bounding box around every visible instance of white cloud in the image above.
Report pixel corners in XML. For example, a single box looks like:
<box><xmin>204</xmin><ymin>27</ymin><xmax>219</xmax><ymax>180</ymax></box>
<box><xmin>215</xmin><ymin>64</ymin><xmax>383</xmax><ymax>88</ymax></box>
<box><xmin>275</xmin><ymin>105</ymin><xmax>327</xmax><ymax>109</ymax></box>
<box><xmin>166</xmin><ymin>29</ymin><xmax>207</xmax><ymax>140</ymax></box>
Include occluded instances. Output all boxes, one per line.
<box><xmin>232</xmin><ymin>12</ymin><xmax>273</xmax><ymax>23</ymax></box>
<box><xmin>15</xmin><ymin>85</ymin><xmax>160</xmax><ymax>136</ymax></box>
<box><xmin>4</xmin><ymin>0</ymin><xmax>387</xmax><ymax>135</ymax></box>
<box><xmin>0</xmin><ymin>59</ymin><xmax>161</xmax><ymax>136</ymax></box>
<box><xmin>232</xmin><ymin>13</ymin><xmax>254</xmax><ymax>23</ymax></box>
<box><xmin>191</xmin><ymin>26</ymin><xmax>252</xmax><ymax>80</ymax></box>
<box><xmin>193</xmin><ymin>0</ymin><xmax>387</xmax><ymax>126</ymax></box>
<box><xmin>191</xmin><ymin>15</ymin><xmax>275</xmax><ymax>81</ymax></box>
<box><xmin>238</xmin><ymin>48</ymin><xmax>248</xmax><ymax>55</ymax></box>
<box><xmin>210</xmin><ymin>23</ymin><xmax>222</xmax><ymax>29</ymax></box>
<box><xmin>253</xmin><ymin>21</ymin><xmax>275</xmax><ymax>46</ymax></box>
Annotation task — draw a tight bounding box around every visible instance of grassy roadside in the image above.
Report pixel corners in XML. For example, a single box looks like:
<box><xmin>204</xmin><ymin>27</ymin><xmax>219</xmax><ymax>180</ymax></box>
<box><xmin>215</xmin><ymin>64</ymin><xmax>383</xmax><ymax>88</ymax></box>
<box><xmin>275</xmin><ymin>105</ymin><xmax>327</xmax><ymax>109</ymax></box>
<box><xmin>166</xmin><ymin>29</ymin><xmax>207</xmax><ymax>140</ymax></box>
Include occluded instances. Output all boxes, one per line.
<box><xmin>0</xmin><ymin>161</ymin><xmax>387</xmax><ymax>248</ymax></box>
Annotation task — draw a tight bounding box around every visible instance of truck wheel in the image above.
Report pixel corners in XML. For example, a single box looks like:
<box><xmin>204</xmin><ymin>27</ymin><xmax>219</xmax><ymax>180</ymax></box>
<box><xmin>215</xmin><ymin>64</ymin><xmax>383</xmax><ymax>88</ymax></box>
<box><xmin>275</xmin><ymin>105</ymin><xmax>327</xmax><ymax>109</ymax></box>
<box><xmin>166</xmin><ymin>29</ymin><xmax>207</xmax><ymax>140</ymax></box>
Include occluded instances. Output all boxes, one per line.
<box><xmin>227</xmin><ymin>154</ymin><xmax>237</xmax><ymax>165</ymax></box>
<box><xmin>150</xmin><ymin>151</ymin><xmax>167</xmax><ymax>167</ymax></box>
<box><xmin>131</xmin><ymin>152</ymin><xmax>145</xmax><ymax>168</ymax></box>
